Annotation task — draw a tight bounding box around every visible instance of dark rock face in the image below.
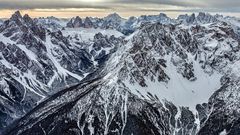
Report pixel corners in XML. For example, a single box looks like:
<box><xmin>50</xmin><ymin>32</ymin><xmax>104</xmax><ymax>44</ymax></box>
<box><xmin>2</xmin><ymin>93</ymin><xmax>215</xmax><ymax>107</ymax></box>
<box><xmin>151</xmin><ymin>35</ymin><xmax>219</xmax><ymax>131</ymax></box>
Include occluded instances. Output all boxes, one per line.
<box><xmin>197</xmin><ymin>79</ymin><xmax>240</xmax><ymax>135</ymax></box>
<box><xmin>196</xmin><ymin>12</ymin><xmax>218</xmax><ymax>24</ymax></box>
<box><xmin>187</xmin><ymin>13</ymin><xmax>196</xmax><ymax>24</ymax></box>
<box><xmin>66</xmin><ymin>19</ymin><xmax>74</xmax><ymax>28</ymax></box>
<box><xmin>177</xmin><ymin>12</ymin><xmax>218</xmax><ymax>24</ymax></box>
<box><xmin>84</xmin><ymin>17</ymin><xmax>94</xmax><ymax>28</ymax></box>
<box><xmin>66</xmin><ymin>16</ymin><xmax>83</xmax><ymax>28</ymax></box>
<box><xmin>73</xmin><ymin>16</ymin><xmax>83</xmax><ymax>28</ymax></box>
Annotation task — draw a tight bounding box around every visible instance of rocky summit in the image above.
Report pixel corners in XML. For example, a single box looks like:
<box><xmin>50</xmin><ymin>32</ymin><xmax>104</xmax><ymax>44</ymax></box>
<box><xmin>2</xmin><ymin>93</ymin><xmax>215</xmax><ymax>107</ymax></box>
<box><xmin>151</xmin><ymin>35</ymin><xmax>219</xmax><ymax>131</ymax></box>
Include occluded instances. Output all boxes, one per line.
<box><xmin>0</xmin><ymin>11</ymin><xmax>240</xmax><ymax>135</ymax></box>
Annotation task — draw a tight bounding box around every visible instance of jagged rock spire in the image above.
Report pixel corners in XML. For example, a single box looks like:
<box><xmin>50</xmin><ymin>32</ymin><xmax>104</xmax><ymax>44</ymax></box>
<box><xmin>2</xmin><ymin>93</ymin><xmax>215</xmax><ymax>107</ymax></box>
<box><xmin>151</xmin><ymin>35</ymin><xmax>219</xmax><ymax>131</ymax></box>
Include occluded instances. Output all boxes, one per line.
<box><xmin>23</xmin><ymin>14</ymin><xmax>34</xmax><ymax>25</ymax></box>
<box><xmin>84</xmin><ymin>17</ymin><xmax>93</xmax><ymax>28</ymax></box>
<box><xmin>11</xmin><ymin>11</ymin><xmax>22</xmax><ymax>19</ymax></box>
<box><xmin>9</xmin><ymin>11</ymin><xmax>23</xmax><ymax>25</ymax></box>
<box><xmin>66</xmin><ymin>16</ymin><xmax>83</xmax><ymax>28</ymax></box>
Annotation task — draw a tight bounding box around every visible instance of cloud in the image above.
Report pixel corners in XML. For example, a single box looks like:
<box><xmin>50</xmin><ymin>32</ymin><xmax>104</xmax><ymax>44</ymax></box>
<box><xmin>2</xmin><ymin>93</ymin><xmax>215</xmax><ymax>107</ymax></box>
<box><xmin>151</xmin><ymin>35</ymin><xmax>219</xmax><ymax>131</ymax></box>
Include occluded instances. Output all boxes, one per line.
<box><xmin>115</xmin><ymin>0</ymin><xmax>240</xmax><ymax>8</ymax></box>
<box><xmin>0</xmin><ymin>0</ymin><xmax>239</xmax><ymax>13</ymax></box>
<box><xmin>0</xmin><ymin>0</ymin><xmax>110</xmax><ymax>9</ymax></box>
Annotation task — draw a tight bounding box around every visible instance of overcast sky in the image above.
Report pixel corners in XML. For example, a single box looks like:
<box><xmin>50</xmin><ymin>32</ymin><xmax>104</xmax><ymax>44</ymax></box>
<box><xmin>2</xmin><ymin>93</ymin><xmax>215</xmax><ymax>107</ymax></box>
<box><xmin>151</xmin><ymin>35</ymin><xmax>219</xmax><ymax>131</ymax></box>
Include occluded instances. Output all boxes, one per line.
<box><xmin>0</xmin><ymin>0</ymin><xmax>239</xmax><ymax>18</ymax></box>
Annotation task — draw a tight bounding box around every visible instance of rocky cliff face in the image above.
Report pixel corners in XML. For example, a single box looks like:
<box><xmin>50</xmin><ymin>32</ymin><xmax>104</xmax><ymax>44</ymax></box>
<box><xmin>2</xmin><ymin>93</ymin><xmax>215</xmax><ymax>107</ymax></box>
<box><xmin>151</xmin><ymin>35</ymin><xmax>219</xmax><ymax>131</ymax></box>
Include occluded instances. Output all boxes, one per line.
<box><xmin>1</xmin><ymin>11</ymin><xmax>240</xmax><ymax>135</ymax></box>
<box><xmin>67</xmin><ymin>16</ymin><xmax>84</xmax><ymax>28</ymax></box>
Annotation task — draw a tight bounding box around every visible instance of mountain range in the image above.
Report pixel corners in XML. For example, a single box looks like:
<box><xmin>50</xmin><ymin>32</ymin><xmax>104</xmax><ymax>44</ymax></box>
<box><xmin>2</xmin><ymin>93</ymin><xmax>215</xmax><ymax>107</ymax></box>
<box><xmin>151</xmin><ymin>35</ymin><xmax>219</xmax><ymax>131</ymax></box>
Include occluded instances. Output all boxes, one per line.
<box><xmin>0</xmin><ymin>11</ymin><xmax>240</xmax><ymax>135</ymax></box>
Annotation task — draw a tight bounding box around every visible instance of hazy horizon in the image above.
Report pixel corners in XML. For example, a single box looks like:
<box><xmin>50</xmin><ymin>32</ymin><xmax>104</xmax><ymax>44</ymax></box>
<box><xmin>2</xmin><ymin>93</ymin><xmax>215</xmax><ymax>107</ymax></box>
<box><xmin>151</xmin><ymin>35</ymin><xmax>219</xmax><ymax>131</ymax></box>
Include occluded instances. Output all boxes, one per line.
<box><xmin>1</xmin><ymin>10</ymin><xmax>240</xmax><ymax>19</ymax></box>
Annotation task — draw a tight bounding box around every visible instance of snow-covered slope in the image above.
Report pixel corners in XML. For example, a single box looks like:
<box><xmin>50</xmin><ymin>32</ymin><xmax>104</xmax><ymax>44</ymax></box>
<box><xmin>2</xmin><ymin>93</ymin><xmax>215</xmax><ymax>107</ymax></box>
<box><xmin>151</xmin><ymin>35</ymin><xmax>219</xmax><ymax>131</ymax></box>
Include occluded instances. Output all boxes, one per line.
<box><xmin>63</xmin><ymin>28</ymin><xmax>123</xmax><ymax>42</ymax></box>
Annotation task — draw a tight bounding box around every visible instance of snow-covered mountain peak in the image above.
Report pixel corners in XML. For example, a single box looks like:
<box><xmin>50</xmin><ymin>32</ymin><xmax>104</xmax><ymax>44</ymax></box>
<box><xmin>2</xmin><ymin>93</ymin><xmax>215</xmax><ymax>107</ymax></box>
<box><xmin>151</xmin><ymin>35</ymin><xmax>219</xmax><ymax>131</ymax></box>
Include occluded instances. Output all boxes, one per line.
<box><xmin>44</xmin><ymin>16</ymin><xmax>60</xmax><ymax>21</ymax></box>
<box><xmin>105</xmin><ymin>12</ymin><xmax>123</xmax><ymax>21</ymax></box>
<box><xmin>10</xmin><ymin>11</ymin><xmax>22</xmax><ymax>21</ymax></box>
<box><xmin>7</xmin><ymin>11</ymin><xmax>35</xmax><ymax>28</ymax></box>
<box><xmin>159</xmin><ymin>13</ymin><xmax>168</xmax><ymax>17</ymax></box>
<box><xmin>177</xmin><ymin>12</ymin><xmax>219</xmax><ymax>24</ymax></box>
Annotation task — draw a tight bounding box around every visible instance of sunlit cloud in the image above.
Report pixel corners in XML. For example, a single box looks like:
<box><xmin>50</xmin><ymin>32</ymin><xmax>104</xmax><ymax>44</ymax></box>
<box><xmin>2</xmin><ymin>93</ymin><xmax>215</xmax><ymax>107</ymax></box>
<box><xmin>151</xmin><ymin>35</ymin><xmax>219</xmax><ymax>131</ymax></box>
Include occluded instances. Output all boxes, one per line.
<box><xmin>33</xmin><ymin>8</ymin><xmax>107</xmax><ymax>12</ymax></box>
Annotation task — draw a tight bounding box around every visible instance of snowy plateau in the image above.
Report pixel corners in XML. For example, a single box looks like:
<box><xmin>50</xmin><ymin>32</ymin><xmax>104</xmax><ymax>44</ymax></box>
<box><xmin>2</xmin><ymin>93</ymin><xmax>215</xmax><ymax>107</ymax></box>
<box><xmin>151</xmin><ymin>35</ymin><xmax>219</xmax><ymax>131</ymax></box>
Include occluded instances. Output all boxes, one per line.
<box><xmin>0</xmin><ymin>11</ymin><xmax>240</xmax><ymax>135</ymax></box>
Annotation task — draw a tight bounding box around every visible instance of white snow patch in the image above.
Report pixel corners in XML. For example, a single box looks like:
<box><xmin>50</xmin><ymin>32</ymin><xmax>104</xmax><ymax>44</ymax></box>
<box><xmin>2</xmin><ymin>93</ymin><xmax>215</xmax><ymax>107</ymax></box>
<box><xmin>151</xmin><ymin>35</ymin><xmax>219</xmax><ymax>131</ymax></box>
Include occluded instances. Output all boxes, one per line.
<box><xmin>229</xmin><ymin>60</ymin><xmax>240</xmax><ymax>78</ymax></box>
<box><xmin>219</xmin><ymin>129</ymin><xmax>227</xmax><ymax>135</ymax></box>
<box><xmin>63</xmin><ymin>28</ymin><xmax>123</xmax><ymax>42</ymax></box>
<box><xmin>125</xmin><ymin>55</ymin><xmax>222</xmax><ymax>110</ymax></box>
<box><xmin>0</xmin><ymin>33</ymin><xmax>15</xmax><ymax>44</ymax></box>
<box><xmin>17</xmin><ymin>45</ymin><xmax>40</xmax><ymax>63</ymax></box>
<box><xmin>204</xmin><ymin>39</ymin><xmax>218</xmax><ymax>48</ymax></box>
